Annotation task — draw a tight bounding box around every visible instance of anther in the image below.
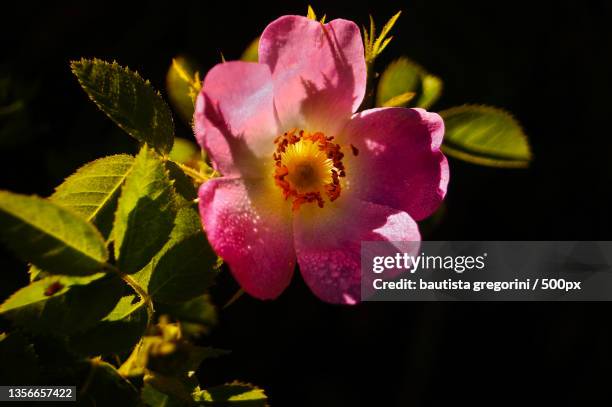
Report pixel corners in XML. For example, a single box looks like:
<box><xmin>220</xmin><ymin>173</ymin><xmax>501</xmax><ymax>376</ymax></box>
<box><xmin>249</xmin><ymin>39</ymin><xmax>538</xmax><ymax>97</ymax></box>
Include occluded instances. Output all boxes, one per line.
<box><xmin>273</xmin><ymin>128</ymin><xmax>352</xmax><ymax>211</ymax></box>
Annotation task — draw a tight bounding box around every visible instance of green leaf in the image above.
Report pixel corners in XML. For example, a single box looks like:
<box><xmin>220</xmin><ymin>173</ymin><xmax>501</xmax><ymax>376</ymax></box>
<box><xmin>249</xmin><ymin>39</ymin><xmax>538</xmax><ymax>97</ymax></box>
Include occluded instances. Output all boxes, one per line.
<box><xmin>418</xmin><ymin>74</ymin><xmax>443</xmax><ymax>110</ymax></box>
<box><xmin>69</xmin><ymin>295</ymin><xmax>149</xmax><ymax>356</ymax></box>
<box><xmin>119</xmin><ymin>319</ymin><xmax>227</xmax><ymax>379</ymax></box>
<box><xmin>193</xmin><ymin>382</ymin><xmax>268</xmax><ymax>406</ymax></box>
<box><xmin>0</xmin><ymin>191</ymin><xmax>109</xmax><ymax>276</ymax></box>
<box><xmin>168</xmin><ymin>139</ymin><xmax>211</xmax><ymax>196</ymax></box>
<box><xmin>377</xmin><ymin>58</ymin><xmax>419</xmax><ymax>105</ymax></box>
<box><xmin>440</xmin><ymin>105</ymin><xmax>533</xmax><ymax>168</ymax></box>
<box><xmin>78</xmin><ymin>360</ymin><xmax>140</xmax><ymax>406</ymax></box>
<box><xmin>71</xmin><ymin>58</ymin><xmax>174</xmax><ymax>155</ymax></box>
<box><xmin>376</xmin><ymin>57</ymin><xmax>443</xmax><ymax>109</ymax></box>
<box><xmin>157</xmin><ymin>295</ymin><xmax>217</xmax><ymax>330</ymax></box>
<box><xmin>165</xmin><ymin>161</ymin><xmax>199</xmax><ymax>203</ymax></box>
<box><xmin>142</xmin><ymin>383</ymin><xmax>187</xmax><ymax>407</ymax></box>
<box><xmin>0</xmin><ymin>331</ymin><xmax>40</xmax><ymax>385</ymax></box>
<box><xmin>132</xmin><ymin>205</ymin><xmax>218</xmax><ymax>303</ymax></box>
<box><xmin>50</xmin><ymin>154</ymin><xmax>134</xmax><ymax>239</ymax></box>
<box><xmin>148</xmin><ymin>344</ymin><xmax>229</xmax><ymax>378</ymax></box>
<box><xmin>114</xmin><ymin>146</ymin><xmax>177</xmax><ymax>275</ymax></box>
<box><xmin>381</xmin><ymin>91</ymin><xmax>416</xmax><ymax>107</ymax></box>
<box><xmin>28</xmin><ymin>154</ymin><xmax>133</xmax><ymax>279</ymax></box>
<box><xmin>169</xmin><ymin>138</ymin><xmax>200</xmax><ymax>166</ymax></box>
<box><xmin>0</xmin><ymin>274</ymin><xmax>124</xmax><ymax>334</ymax></box>
<box><xmin>146</xmin><ymin>373</ymin><xmax>199</xmax><ymax>405</ymax></box>
<box><xmin>166</xmin><ymin>56</ymin><xmax>202</xmax><ymax>126</ymax></box>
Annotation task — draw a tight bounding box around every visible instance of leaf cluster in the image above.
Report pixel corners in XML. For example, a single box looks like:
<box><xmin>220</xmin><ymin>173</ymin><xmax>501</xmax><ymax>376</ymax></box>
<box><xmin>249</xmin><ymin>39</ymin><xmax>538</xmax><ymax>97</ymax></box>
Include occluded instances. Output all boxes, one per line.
<box><xmin>0</xmin><ymin>59</ymin><xmax>266</xmax><ymax>406</ymax></box>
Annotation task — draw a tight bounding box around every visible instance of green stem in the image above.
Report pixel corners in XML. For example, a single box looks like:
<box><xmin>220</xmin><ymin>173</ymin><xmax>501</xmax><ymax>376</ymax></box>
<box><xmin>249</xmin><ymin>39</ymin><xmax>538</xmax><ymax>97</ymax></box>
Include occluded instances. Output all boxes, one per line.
<box><xmin>104</xmin><ymin>264</ymin><xmax>154</xmax><ymax>319</ymax></box>
<box><xmin>223</xmin><ymin>288</ymin><xmax>245</xmax><ymax>309</ymax></box>
<box><xmin>359</xmin><ymin>62</ymin><xmax>377</xmax><ymax>111</ymax></box>
<box><xmin>171</xmin><ymin>160</ymin><xmax>208</xmax><ymax>183</ymax></box>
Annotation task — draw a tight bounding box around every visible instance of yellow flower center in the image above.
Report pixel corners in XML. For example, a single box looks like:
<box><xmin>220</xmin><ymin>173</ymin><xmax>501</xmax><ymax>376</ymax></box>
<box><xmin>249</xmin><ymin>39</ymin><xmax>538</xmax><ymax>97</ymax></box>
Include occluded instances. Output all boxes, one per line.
<box><xmin>273</xmin><ymin>129</ymin><xmax>358</xmax><ymax>211</ymax></box>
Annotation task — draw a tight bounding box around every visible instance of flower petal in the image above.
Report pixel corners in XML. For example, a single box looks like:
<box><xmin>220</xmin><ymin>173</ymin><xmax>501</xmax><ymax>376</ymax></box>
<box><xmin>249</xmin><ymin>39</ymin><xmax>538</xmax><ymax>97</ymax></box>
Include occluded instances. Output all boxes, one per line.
<box><xmin>198</xmin><ymin>177</ymin><xmax>295</xmax><ymax>300</ymax></box>
<box><xmin>343</xmin><ymin>107</ymin><xmax>449</xmax><ymax>220</ymax></box>
<box><xmin>293</xmin><ymin>198</ymin><xmax>420</xmax><ymax>304</ymax></box>
<box><xmin>194</xmin><ymin>61</ymin><xmax>277</xmax><ymax>177</ymax></box>
<box><xmin>259</xmin><ymin>16</ymin><xmax>366</xmax><ymax>136</ymax></box>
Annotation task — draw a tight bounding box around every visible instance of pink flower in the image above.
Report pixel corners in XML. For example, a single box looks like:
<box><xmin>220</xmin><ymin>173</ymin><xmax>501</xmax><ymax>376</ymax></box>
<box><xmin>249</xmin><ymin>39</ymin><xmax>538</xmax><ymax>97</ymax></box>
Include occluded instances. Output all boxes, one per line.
<box><xmin>194</xmin><ymin>15</ymin><xmax>449</xmax><ymax>304</ymax></box>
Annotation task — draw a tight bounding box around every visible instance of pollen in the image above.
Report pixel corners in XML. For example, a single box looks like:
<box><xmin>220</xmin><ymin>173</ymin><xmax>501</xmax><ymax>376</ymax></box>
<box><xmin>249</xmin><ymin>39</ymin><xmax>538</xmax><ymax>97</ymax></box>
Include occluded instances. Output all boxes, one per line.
<box><xmin>273</xmin><ymin>129</ymin><xmax>347</xmax><ymax>211</ymax></box>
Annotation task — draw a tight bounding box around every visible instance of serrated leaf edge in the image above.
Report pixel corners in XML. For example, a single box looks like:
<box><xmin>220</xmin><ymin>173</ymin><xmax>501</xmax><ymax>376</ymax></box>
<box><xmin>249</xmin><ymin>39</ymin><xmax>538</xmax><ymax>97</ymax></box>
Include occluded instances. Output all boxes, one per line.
<box><xmin>112</xmin><ymin>145</ymin><xmax>179</xmax><ymax>268</ymax></box>
<box><xmin>440</xmin><ymin>104</ymin><xmax>533</xmax><ymax>167</ymax></box>
<box><xmin>51</xmin><ymin>154</ymin><xmax>135</xmax><ymax>223</ymax></box>
<box><xmin>195</xmin><ymin>380</ymin><xmax>268</xmax><ymax>405</ymax></box>
<box><xmin>70</xmin><ymin>58</ymin><xmax>175</xmax><ymax>156</ymax></box>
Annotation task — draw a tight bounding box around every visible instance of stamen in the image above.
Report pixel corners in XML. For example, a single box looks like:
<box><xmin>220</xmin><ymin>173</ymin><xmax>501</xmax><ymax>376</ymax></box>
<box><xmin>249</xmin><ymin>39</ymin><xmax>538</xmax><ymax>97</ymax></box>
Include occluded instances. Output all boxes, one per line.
<box><xmin>273</xmin><ymin>129</ymin><xmax>349</xmax><ymax>211</ymax></box>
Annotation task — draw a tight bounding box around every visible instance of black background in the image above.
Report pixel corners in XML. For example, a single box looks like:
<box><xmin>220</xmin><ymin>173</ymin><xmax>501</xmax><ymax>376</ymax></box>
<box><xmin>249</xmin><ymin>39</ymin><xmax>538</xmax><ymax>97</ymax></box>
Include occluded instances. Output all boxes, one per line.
<box><xmin>1</xmin><ymin>0</ymin><xmax>611</xmax><ymax>405</ymax></box>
